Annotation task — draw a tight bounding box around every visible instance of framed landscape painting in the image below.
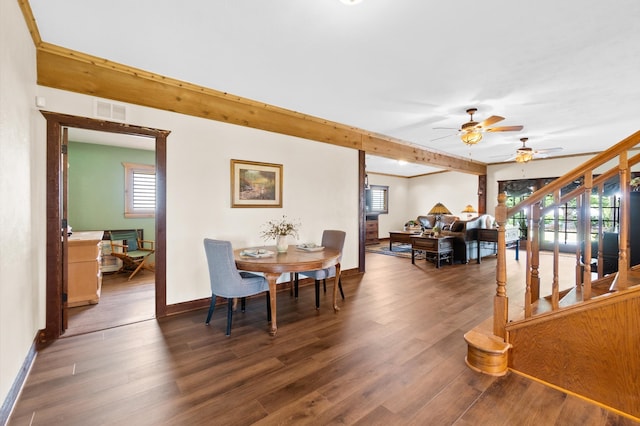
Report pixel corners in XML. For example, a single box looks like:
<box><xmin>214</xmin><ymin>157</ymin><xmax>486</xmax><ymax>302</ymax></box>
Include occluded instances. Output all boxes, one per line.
<box><xmin>231</xmin><ymin>159</ymin><xmax>283</xmax><ymax>208</ymax></box>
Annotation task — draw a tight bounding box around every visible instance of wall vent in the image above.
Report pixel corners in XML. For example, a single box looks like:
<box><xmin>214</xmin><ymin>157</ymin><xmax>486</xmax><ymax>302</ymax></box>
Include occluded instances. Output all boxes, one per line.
<box><xmin>94</xmin><ymin>99</ymin><xmax>127</xmax><ymax>122</ymax></box>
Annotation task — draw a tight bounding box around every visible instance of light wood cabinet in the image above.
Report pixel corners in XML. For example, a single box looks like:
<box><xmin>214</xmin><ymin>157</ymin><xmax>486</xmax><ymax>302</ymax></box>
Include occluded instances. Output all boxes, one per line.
<box><xmin>67</xmin><ymin>231</ymin><xmax>103</xmax><ymax>307</ymax></box>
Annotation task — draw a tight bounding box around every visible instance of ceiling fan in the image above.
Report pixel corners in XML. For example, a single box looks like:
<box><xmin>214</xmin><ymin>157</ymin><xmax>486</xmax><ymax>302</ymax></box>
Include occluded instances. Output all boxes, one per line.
<box><xmin>511</xmin><ymin>137</ymin><xmax>563</xmax><ymax>163</ymax></box>
<box><xmin>433</xmin><ymin>108</ymin><xmax>524</xmax><ymax>145</ymax></box>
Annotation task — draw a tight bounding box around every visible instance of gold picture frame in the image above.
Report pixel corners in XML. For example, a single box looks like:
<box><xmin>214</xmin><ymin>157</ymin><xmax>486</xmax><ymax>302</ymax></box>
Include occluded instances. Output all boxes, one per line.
<box><xmin>231</xmin><ymin>159</ymin><xmax>283</xmax><ymax>208</ymax></box>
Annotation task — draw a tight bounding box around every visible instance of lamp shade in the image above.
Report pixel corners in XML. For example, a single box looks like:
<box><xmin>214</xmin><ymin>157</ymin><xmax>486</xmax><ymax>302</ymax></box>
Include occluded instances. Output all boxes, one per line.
<box><xmin>428</xmin><ymin>202</ymin><xmax>451</xmax><ymax>215</ymax></box>
<box><xmin>461</xmin><ymin>205</ymin><xmax>477</xmax><ymax>214</ymax></box>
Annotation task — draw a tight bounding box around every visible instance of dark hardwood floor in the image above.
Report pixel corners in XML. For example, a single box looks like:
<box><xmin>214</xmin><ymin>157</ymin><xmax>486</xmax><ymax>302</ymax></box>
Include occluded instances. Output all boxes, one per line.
<box><xmin>9</xmin><ymin>250</ymin><xmax>637</xmax><ymax>425</ymax></box>
<box><xmin>64</xmin><ymin>271</ymin><xmax>155</xmax><ymax>337</ymax></box>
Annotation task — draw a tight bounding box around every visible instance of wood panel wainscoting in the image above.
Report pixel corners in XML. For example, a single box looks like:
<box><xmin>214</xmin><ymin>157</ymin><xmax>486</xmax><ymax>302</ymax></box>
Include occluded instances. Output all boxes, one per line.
<box><xmin>8</xmin><ymin>252</ymin><xmax>633</xmax><ymax>425</ymax></box>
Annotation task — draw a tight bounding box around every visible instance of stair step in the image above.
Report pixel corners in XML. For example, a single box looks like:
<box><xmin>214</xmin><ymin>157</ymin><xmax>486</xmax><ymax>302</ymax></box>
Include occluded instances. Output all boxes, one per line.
<box><xmin>627</xmin><ymin>269</ymin><xmax>640</xmax><ymax>285</ymax></box>
<box><xmin>463</xmin><ymin>318</ymin><xmax>511</xmax><ymax>376</ymax></box>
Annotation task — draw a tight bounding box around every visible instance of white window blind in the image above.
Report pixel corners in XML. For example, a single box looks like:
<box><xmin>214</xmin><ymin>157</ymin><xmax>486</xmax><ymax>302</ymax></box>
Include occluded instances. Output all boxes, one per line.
<box><xmin>132</xmin><ymin>171</ymin><xmax>156</xmax><ymax>211</ymax></box>
<box><xmin>123</xmin><ymin>162</ymin><xmax>156</xmax><ymax>218</ymax></box>
<box><xmin>366</xmin><ymin>185</ymin><xmax>388</xmax><ymax>214</ymax></box>
<box><xmin>371</xmin><ymin>189</ymin><xmax>385</xmax><ymax>211</ymax></box>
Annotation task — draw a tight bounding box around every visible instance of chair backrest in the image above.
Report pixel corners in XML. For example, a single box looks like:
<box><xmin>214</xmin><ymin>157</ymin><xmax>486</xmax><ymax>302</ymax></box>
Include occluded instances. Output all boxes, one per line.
<box><xmin>203</xmin><ymin>238</ymin><xmax>245</xmax><ymax>297</ymax></box>
<box><xmin>321</xmin><ymin>230</ymin><xmax>346</xmax><ymax>261</ymax></box>
<box><xmin>110</xmin><ymin>230</ymin><xmax>140</xmax><ymax>251</ymax></box>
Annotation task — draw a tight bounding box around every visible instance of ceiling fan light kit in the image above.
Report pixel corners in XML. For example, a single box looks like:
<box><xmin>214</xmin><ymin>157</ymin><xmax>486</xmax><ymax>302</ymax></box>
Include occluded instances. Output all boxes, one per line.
<box><xmin>515</xmin><ymin>149</ymin><xmax>534</xmax><ymax>163</ymax></box>
<box><xmin>458</xmin><ymin>107</ymin><xmax>523</xmax><ymax>146</ymax></box>
<box><xmin>461</xmin><ymin>130</ymin><xmax>483</xmax><ymax>145</ymax></box>
<box><xmin>512</xmin><ymin>137</ymin><xmax>563</xmax><ymax>163</ymax></box>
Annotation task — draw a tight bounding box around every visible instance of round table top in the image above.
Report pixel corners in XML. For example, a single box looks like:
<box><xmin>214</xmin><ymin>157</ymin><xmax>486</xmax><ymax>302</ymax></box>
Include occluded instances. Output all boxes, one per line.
<box><xmin>234</xmin><ymin>245</ymin><xmax>340</xmax><ymax>274</ymax></box>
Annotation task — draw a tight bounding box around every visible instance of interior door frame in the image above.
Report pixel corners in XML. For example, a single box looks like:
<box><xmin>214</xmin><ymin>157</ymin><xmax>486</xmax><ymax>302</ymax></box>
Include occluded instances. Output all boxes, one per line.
<box><xmin>41</xmin><ymin>111</ymin><xmax>170</xmax><ymax>344</ymax></box>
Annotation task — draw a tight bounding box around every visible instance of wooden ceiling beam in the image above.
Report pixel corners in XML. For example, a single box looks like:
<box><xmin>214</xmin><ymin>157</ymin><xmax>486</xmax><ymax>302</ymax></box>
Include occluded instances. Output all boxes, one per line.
<box><xmin>35</xmin><ymin>42</ymin><xmax>486</xmax><ymax>175</ymax></box>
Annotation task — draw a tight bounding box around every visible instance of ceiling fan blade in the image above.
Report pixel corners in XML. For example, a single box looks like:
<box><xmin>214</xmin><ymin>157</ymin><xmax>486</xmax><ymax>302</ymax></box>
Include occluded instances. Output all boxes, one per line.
<box><xmin>486</xmin><ymin>125</ymin><xmax>524</xmax><ymax>132</ymax></box>
<box><xmin>536</xmin><ymin>147</ymin><xmax>563</xmax><ymax>153</ymax></box>
<box><xmin>430</xmin><ymin>133</ymin><xmax>457</xmax><ymax>142</ymax></box>
<box><xmin>478</xmin><ymin>115</ymin><xmax>504</xmax><ymax>128</ymax></box>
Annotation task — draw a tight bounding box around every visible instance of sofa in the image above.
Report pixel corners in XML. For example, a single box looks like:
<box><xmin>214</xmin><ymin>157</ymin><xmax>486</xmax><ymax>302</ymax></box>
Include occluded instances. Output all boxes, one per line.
<box><xmin>440</xmin><ymin>214</ymin><xmax>499</xmax><ymax>263</ymax></box>
<box><xmin>416</xmin><ymin>214</ymin><xmax>509</xmax><ymax>263</ymax></box>
<box><xmin>416</xmin><ymin>214</ymin><xmax>460</xmax><ymax>232</ymax></box>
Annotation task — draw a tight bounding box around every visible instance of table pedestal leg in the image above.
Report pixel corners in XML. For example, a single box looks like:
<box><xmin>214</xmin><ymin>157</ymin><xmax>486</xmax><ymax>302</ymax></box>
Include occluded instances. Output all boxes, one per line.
<box><xmin>333</xmin><ymin>263</ymin><xmax>341</xmax><ymax>312</ymax></box>
<box><xmin>265</xmin><ymin>272</ymin><xmax>280</xmax><ymax>336</ymax></box>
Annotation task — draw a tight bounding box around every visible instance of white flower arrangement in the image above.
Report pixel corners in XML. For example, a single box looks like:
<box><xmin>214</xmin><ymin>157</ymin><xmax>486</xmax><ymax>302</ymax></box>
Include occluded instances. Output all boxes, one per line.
<box><xmin>260</xmin><ymin>215</ymin><xmax>300</xmax><ymax>241</ymax></box>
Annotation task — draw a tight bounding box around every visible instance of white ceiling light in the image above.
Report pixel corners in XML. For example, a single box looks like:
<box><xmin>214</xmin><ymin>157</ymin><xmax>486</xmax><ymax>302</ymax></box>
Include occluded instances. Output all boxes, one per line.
<box><xmin>340</xmin><ymin>0</ymin><xmax>363</xmax><ymax>4</ymax></box>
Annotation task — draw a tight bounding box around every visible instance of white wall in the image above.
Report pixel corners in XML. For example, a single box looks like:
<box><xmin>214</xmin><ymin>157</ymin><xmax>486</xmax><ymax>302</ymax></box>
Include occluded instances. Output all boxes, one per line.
<box><xmin>35</xmin><ymin>86</ymin><xmax>360</xmax><ymax>304</ymax></box>
<box><xmin>368</xmin><ymin>171</ymin><xmax>479</xmax><ymax>238</ymax></box>
<box><xmin>367</xmin><ymin>173</ymin><xmax>408</xmax><ymax>236</ymax></box>
<box><xmin>0</xmin><ymin>0</ymin><xmax>41</xmax><ymax>406</ymax></box>
<box><xmin>407</xmin><ymin>171</ymin><xmax>479</xmax><ymax>219</ymax></box>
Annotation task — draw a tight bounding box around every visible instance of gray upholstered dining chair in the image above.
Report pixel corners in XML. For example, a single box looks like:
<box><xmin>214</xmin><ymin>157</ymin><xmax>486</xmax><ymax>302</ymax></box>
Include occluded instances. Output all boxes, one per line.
<box><xmin>203</xmin><ymin>238</ymin><xmax>271</xmax><ymax>336</ymax></box>
<box><xmin>296</xmin><ymin>230</ymin><xmax>346</xmax><ymax>309</ymax></box>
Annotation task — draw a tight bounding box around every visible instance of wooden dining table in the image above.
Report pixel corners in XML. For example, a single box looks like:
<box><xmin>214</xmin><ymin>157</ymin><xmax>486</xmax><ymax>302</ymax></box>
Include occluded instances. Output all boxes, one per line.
<box><xmin>234</xmin><ymin>245</ymin><xmax>342</xmax><ymax>336</ymax></box>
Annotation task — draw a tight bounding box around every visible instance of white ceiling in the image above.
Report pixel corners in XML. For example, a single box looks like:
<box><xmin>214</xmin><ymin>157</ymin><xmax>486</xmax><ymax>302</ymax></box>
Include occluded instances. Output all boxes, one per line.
<box><xmin>30</xmin><ymin>0</ymin><xmax>640</xmax><ymax>177</ymax></box>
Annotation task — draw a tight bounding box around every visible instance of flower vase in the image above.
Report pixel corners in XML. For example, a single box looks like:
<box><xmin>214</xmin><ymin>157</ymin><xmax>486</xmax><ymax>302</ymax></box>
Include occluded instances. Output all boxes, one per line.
<box><xmin>276</xmin><ymin>235</ymin><xmax>288</xmax><ymax>253</ymax></box>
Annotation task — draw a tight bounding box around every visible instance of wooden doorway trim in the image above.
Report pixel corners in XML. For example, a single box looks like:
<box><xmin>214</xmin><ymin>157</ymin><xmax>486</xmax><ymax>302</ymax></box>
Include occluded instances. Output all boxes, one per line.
<box><xmin>41</xmin><ymin>111</ymin><xmax>169</xmax><ymax>345</ymax></box>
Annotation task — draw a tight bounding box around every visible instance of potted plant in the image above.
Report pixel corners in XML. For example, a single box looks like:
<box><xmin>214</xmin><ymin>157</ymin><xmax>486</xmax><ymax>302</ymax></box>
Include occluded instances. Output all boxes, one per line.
<box><xmin>432</xmin><ymin>225</ymin><xmax>441</xmax><ymax>237</ymax></box>
<box><xmin>260</xmin><ymin>215</ymin><xmax>300</xmax><ymax>253</ymax></box>
<box><xmin>404</xmin><ymin>219</ymin><xmax>420</xmax><ymax>232</ymax></box>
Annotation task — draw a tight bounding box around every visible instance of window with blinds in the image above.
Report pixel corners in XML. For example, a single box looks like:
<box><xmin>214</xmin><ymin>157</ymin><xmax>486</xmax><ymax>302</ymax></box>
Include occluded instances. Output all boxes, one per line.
<box><xmin>123</xmin><ymin>162</ymin><xmax>156</xmax><ymax>218</ymax></box>
<box><xmin>365</xmin><ymin>185</ymin><xmax>389</xmax><ymax>214</ymax></box>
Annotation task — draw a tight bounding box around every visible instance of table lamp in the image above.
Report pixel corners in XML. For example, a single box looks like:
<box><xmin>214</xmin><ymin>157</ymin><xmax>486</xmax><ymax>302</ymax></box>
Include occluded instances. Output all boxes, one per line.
<box><xmin>428</xmin><ymin>203</ymin><xmax>451</xmax><ymax>228</ymax></box>
<box><xmin>461</xmin><ymin>204</ymin><xmax>477</xmax><ymax>219</ymax></box>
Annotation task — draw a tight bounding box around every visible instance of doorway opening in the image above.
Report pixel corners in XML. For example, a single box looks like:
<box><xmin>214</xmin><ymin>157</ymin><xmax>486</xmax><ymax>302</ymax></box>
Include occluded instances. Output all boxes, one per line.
<box><xmin>42</xmin><ymin>111</ymin><xmax>169</xmax><ymax>344</ymax></box>
<box><xmin>64</xmin><ymin>128</ymin><xmax>157</xmax><ymax>336</ymax></box>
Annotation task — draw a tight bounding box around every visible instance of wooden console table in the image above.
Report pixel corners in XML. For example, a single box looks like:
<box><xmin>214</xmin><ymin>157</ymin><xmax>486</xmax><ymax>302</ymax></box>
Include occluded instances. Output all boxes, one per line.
<box><xmin>389</xmin><ymin>230</ymin><xmax>421</xmax><ymax>251</ymax></box>
<box><xmin>410</xmin><ymin>235</ymin><xmax>454</xmax><ymax>268</ymax></box>
<box><xmin>476</xmin><ymin>228</ymin><xmax>520</xmax><ymax>263</ymax></box>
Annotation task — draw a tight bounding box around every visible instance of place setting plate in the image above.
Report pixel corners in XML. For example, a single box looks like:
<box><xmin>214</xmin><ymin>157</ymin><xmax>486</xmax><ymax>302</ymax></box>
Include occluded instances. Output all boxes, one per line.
<box><xmin>296</xmin><ymin>243</ymin><xmax>324</xmax><ymax>252</ymax></box>
<box><xmin>240</xmin><ymin>248</ymin><xmax>275</xmax><ymax>258</ymax></box>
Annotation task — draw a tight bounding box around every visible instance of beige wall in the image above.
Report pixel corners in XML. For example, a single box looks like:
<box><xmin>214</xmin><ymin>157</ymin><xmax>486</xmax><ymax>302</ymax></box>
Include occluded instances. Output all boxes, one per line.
<box><xmin>0</xmin><ymin>0</ymin><xmax>41</xmax><ymax>404</ymax></box>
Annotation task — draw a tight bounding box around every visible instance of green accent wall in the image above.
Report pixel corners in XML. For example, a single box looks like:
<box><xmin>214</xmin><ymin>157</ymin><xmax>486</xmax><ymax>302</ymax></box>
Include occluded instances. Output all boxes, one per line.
<box><xmin>67</xmin><ymin>141</ymin><xmax>155</xmax><ymax>242</ymax></box>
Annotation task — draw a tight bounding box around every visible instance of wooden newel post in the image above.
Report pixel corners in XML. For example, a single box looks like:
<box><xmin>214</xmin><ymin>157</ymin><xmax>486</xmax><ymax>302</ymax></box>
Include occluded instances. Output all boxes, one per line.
<box><xmin>494</xmin><ymin>193</ymin><xmax>508</xmax><ymax>339</ymax></box>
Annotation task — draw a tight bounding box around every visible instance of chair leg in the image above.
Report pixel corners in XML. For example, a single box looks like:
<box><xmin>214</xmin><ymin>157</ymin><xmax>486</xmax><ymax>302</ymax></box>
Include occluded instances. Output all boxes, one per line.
<box><xmin>265</xmin><ymin>291</ymin><xmax>272</xmax><ymax>322</ymax></box>
<box><xmin>205</xmin><ymin>294</ymin><xmax>216</xmax><ymax>325</ymax></box>
<box><xmin>128</xmin><ymin>258</ymin><xmax>147</xmax><ymax>281</ymax></box>
<box><xmin>323</xmin><ymin>279</ymin><xmax>326</xmax><ymax>293</ymax></box>
<box><xmin>294</xmin><ymin>273</ymin><xmax>299</xmax><ymax>299</ymax></box>
<box><xmin>338</xmin><ymin>277</ymin><xmax>345</xmax><ymax>300</ymax></box>
<box><xmin>241</xmin><ymin>297</ymin><xmax>246</xmax><ymax>312</ymax></box>
<box><xmin>226</xmin><ymin>298</ymin><xmax>233</xmax><ymax>336</ymax></box>
<box><xmin>315</xmin><ymin>280</ymin><xmax>320</xmax><ymax>309</ymax></box>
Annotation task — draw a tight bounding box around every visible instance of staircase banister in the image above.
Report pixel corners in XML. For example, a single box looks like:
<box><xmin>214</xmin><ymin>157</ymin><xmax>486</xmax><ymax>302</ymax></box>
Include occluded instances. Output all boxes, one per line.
<box><xmin>551</xmin><ymin>151</ymin><xmax>640</xmax><ymax>206</ymax></box>
<box><xmin>507</xmin><ymin>130</ymin><xmax>640</xmax><ymax>214</ymax></box>
<box><xmin>506</xmin><ymin>132</ymin><xmax>640</xmax><ymax>218</ymax></box>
